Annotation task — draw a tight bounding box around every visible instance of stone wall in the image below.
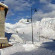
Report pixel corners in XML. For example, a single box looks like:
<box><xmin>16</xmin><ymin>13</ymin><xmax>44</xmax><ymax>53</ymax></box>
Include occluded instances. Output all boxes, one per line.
<box><xmin>0</xmin><ymin>10</ymin><xmax>5</xmax><ymax>37</ymax></box>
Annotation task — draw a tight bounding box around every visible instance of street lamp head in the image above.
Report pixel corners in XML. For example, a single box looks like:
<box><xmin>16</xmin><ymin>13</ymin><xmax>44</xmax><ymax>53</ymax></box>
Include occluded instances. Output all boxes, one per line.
<box><xmin>34</xmin><ymin>9</ymin><xmax>37</xmax><ymax>12</ymax></box>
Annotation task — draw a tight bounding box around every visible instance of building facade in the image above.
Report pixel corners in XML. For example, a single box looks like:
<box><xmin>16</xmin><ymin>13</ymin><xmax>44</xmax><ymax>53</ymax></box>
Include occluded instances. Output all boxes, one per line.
<box><xmin>0</xmin><ymin>2</ymin><xmax>8</xmax><ymax>47</ymax></box>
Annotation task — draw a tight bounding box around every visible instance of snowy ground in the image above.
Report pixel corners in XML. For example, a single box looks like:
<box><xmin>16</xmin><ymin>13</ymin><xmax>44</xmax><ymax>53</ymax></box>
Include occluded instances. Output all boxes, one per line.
<box><xmin>0</xmin><ymin>41</ymin><xmax>55</xmax><ymax>55</ymax></box>
<box><xmin>0</xmin><ymin>37</ymin><xmax>53</xmax><ymax>55</ymax></box>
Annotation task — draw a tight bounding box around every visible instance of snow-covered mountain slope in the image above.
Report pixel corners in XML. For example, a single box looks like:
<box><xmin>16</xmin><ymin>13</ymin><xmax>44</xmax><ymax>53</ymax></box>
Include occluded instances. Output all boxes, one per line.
<box><xmin>5</xmin><ymin>18</ymin><xmax>55</xmax><ymax>43</ymax></box>
<box><xmin>5</xmin><ymin>19</ymin><xmax>31</xmax><ymax>33</ymax></box>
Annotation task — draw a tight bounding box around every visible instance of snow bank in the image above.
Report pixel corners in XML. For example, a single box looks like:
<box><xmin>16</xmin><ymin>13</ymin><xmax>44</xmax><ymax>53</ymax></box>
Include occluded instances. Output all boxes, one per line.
<box><xmin>9</xmin><ymin>34</ymin><xmax>23</xmax><ymax>44</ymax></box>
<box><xmin>1</xmin><ymin>44</ymin><xmax>25</xmax><ymax>55</ymax></box>
<box><xmin>5</xmin><ymin>18</ymin><xmax>55</xmax><ymax>43</ymax></box>
<box><xmin>23</xmin><ymin>44</ymin><xmax>36</xmax><ymax>51</ymax></box>
<box><xmin>0</xmin><ymin>43</ymin><xmax>38</xmax><ymax>55</ymax></box>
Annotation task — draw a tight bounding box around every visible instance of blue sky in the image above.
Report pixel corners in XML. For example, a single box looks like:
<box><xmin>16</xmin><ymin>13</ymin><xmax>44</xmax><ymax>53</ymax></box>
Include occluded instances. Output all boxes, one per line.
<box><xmin>1</xmin><ymin>0</ymin><xmax>55</xmax><ymax>24</ymax></box>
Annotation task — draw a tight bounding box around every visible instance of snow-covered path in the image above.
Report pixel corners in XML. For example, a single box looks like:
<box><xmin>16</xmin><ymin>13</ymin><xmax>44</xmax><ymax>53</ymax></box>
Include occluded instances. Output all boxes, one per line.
<box><xmin>11</xmin><ymin>41</ymin><xmax>55</xmax><ymax>55</ymax></box>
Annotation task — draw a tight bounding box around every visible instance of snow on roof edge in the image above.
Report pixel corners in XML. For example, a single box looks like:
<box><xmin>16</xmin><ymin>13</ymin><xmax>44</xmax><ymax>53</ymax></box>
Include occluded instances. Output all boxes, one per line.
<box><xmin>0</xmin><ymin>2</ymin><xmax>8</xmax><ymax>8</ymax></box>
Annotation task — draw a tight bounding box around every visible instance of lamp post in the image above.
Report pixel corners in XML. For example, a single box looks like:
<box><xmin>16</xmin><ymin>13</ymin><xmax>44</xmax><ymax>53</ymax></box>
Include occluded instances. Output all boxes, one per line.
<box><xmin>31</xmin><ymin>7</ymin><xmax>37</xmax><ymax>44</ymax></box>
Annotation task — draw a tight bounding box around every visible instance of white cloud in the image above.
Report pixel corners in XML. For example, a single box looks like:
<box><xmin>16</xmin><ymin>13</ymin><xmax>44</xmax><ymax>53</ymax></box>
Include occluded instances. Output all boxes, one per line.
<box><xmin>3</xmin><ymin>0</ymin><xmax>35</xmax><ymax>17</ymax></box>
<box><xmin>32</xmin><ymin>9</ymin><xmax>55</xmax><ymax>21</ymax></box>
<box><xmin>4</xmin><ymin>0</ymin><xmax>34</xmax><ymax>11</ymax></box>
<box><xmin>40</xmin><ymin>0</ymin><xmax>51</xmax><ymax>3</ymax></box>
<box><xmin>33</xmin><ymin>0</ymin><xmax>55</xmax><ymax>21</ymax></box>
<box><xmin>4</xmin><ymin>0</ymin><xmax>55</xmax><ymax>21</ymax></box>
<box><xmin>48</xmin><ymin>3</ymin><xmax>55</xmax><ymax>10</ymax></box>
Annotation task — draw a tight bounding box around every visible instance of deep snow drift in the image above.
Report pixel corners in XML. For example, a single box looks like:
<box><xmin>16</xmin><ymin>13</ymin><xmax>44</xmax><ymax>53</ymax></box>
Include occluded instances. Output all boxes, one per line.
<box><xmin>5</xmin><ymin>18</ymin><xmax>55</xmax><ymax>43</ymax></box>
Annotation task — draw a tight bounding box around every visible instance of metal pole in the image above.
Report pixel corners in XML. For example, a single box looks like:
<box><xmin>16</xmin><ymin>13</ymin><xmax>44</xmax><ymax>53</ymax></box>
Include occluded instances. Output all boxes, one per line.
<box><xmin>31</xmin><ymin>7</ymin><xmax>34</xmax><ymax>44</ymax></box>
<box><xmin>39</xmin><ymin>22</ymin><xmax>40</xmax><ymax>41</ymax></box>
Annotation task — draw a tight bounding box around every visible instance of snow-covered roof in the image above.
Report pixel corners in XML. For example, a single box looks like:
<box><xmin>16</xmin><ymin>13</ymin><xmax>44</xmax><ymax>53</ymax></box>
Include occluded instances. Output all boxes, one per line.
<box><xmin>0</xmin><ymin>2</ymin><xmax>8</xmax><ymax>8</ymax></box>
